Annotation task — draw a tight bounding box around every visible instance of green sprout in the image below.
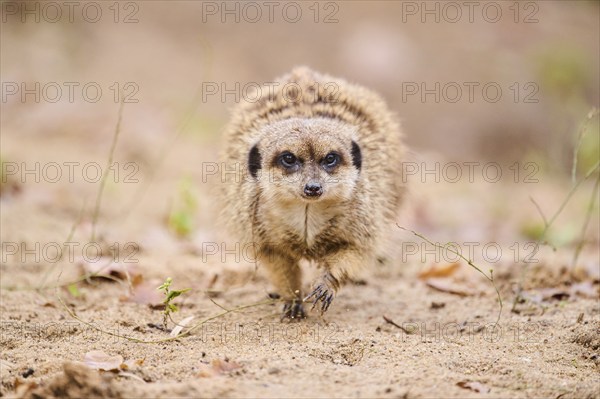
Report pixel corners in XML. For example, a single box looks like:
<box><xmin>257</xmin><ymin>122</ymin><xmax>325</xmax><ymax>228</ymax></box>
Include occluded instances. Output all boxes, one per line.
<box><xmin>157</xmin><ymin>277</ymin><xmax>191</xmax><ymax>328</ymax></box>
<box><xmin>67</xmin><ymin>283</ymin><xmax>81</xmax><ymax>297</ymax></box>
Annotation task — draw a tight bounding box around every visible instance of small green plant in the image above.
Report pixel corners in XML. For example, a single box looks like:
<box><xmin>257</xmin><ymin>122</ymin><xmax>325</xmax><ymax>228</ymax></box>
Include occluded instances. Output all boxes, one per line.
<box><xmin>157</xmin><ymin>277</ymin><xmax>191</xmax><ymax>328</ymax></box>
<box><xmin>67</xmin><ymin>283</ymin><xmax>81</xmax><ymax>297</ymax></box>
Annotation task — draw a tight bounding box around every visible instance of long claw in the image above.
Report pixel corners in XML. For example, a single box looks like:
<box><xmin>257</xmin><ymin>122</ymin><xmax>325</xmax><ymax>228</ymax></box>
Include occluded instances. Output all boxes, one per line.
<box><xmin>306</xmin><ymin>278</ymin><xmax>337</xmax><ymax>314</ymax></box>
<box><xmin>311</xmin><ymin>289</ymin><xmax>327</xmax><ymax>310</ymax></box>
<box><xmin>306</xmin><ymin>286</ymin><xmax>322</xmax><ymax>307</ymax></box>
<box><xmin>304</xmin><ymin>287</ymin><xmax>320</xmax><ymax>301</ymax></box>
<box><xmin>322</xmin><ymin>293</ymin><xmax>333</xmax><ymax>312</ymax></box>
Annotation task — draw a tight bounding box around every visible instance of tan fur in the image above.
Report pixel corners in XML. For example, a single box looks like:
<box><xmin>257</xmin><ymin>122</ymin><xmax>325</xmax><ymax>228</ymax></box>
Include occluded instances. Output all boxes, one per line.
<box><xmin>219</xmin><ymin>67</ymin><xmax>405</xmax><ymax>318</ymax></box>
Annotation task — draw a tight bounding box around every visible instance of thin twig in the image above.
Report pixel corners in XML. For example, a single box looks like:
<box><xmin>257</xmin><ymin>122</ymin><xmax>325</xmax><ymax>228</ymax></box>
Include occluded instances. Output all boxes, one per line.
<box><xmin>514</xmin><ymin>161</ymin><xmax>599</xmax><ymax>309</ymax></box>
<box><xmin>38</xmin><ymin>199</ymin><xmax>87</xmax><ymax>292</ymax></box>
<box><xmin>514</xmin><ymin>109</ymin><xmax>600</xmax><ymax>310</ymax></box>
<box><xmin>91</xmin><ymin>100</ymin><xmax>125</xmax><ymax>242</ymax></box>
<box><xmin>208</xmin><ymin>296</ymin><xmax>233</xmax><ymax>312</ymax></box>
<box><xmin>571</xmin><ymin>174</ymin><xmax>600</xmax><ymax>268</ymax></box>
<box><xmin>383</xmin><ymin>315</ymin><xmax>413</xmax><ymax>334</ymax></box>
<box><xmin>571</xmin><ymin>108</ymin><xmax>599</xmax><ymax>185</ymax></box>
<box><xmin>529</xmin><ymin>160</ymin><xmax>600</xmax><ymax>251</ymax></box>
<box><xmin>529</xmin><ymin>196</ymin><xmax>548</xmax><ymax>228</ymax></box>
<box><xmin>397</xmin><ymin>225</ymin><xmax>503</xmax><ymax>325</ymax></box>
<box><xmin>552</xmin><ymin>161</ymin><xmax>598</xmax><ymax>228</ymax></box>
<box><xmin>544</xmin><ymin>161</ymin><xmax>598</xmax><ymax>235</ymax></box>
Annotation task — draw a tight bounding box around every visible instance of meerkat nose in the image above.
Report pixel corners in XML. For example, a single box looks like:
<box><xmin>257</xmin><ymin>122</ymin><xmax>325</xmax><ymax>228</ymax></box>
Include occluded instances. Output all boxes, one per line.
<box><xmin>304</xmin><ymin>182</ymin><xmax>323</xmax><ymax>197</ymax></box>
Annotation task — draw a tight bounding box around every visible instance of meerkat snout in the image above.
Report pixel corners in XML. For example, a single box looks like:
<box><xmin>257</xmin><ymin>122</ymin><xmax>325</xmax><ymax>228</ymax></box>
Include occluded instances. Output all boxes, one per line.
<box><xmin>303</xmin><ymin>182</ymin><xmax>322</xmax><ymax>197</ymax></box>
<box><xmin>220</xmin><ymin>67</ymin><xmax>405</xmax><ymax>320</ymax></box>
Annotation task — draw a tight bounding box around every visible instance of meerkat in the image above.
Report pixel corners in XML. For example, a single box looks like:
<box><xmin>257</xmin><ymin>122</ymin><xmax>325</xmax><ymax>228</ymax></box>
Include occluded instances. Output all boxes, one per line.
<box><xmin>219</xmin><ymin>67</ymin><xmax>405</xmax><ymax>319</ymax></box>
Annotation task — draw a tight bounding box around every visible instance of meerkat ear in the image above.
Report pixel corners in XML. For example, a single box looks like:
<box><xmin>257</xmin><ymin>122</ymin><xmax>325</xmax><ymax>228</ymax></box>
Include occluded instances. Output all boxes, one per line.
<box><xmin>248</xmin><ymin>144</ymin><xmax>262</xmax><ymax>178</ymax></box>
<box><xmin>351</xmin><ymin>141</ymin><xmax>362</xmax><ymax>171</ymax></box>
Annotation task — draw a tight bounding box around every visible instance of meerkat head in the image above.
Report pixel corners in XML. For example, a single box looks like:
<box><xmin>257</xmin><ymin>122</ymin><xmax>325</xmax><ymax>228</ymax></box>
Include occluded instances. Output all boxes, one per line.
<box><xmin>247</xmin><ymin>117</ymin><xmax>362</xmax><ymax>204</ymax></box>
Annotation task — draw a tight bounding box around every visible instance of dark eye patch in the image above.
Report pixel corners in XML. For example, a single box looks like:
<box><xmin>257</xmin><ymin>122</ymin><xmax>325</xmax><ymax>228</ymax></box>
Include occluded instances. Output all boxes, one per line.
<box><xmin>248</xmin><ymin>144</ymin><xmax>261</xmax><ymax>178</ymax></box>
<box><xmin>351</xmin><ymin>140</ymin><xmax>362</xmax><ymax>171</ymax></box>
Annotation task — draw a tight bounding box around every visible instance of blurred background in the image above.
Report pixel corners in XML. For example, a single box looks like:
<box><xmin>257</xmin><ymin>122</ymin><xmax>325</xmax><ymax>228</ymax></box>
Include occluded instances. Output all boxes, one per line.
<box><xmin>1</xmin><ymin>4</ymin><xmax>599</xmax><ymax>396</ymax></box>
<box><xmin>1</xmin><ymin>0</ymin><xmax>598</xmax><ymax>267</ymax></box>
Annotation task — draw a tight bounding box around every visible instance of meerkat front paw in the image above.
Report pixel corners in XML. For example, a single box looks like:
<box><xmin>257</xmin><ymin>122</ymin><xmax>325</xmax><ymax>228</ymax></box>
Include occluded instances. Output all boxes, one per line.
<box><xmin>281</xmin><ymin>299</ymin><xmax>306</xmax><ymax>321</ymax></box>
<box><xmin>305</xmin><ymin>273</ymin><xmax>339</xmax><ymax>313</ymax></box>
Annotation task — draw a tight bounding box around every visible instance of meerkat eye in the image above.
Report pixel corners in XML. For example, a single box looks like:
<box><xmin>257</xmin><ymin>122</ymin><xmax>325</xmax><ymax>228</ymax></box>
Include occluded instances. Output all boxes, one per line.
<box><xmin>323</xmin><ymin>152</ymin><xmax>340</xmax><ymax>168</ymax></box>
<box><xmin>278</xmin><ymin>152</ymin><xmax>298</xmax><ymax>168</ymax></box>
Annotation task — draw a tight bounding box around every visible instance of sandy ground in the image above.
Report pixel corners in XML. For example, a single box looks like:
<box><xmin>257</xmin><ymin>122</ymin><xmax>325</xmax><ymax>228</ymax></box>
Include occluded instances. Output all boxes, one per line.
<box><xmin>1</xmin><ymin>133</ymin><xmax>599</xmax><ymax>399</ymax></box>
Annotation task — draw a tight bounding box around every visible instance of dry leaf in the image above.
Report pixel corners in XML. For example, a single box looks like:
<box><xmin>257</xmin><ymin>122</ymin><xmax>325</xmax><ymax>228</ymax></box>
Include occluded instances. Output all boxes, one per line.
<box><xmin>78</xmin><ymin>258</ymin><xmax>141</xmax><ymax>285</ymax></box>
<box><xmin>418</xmin><ymin>262</ymin><xmax>460</xmax><ymax>279</ymax></box>
<box><xmin>170</xmin><ymin>316</ymin><xmax>196</xmax><ymax>337</ymax></box>
<box><xmin>35</xmin><ymin>300</ymin><xmax>56</xmax><ymax>308</ymax></box>
<box><xmin>521</xmin><ymin>282</ymin><xmax>598</xmax><ymax>305</ymax></box>
<box><xmin>539</xmin><ymin>288</ymin><xmax>570</xmax><ymax>301</ymax></box>
<box><xmin>425</xmin><ymin>278</ymin><xmax>477</xmax><ymax>297</ymax></box>
<box><xmin>197</xmin><ymin>359</ymin><xmax>242</xmax><ymax>378</ymax></box>
<box><xmin>456</xmin><ymin>380</ymin><xmax>490</xmax><ymax>393</ymax></box>
<box><xmin>83</xmin><ymin>351</ymin><xmax>124</xmax><ymax>371</ymax></box>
